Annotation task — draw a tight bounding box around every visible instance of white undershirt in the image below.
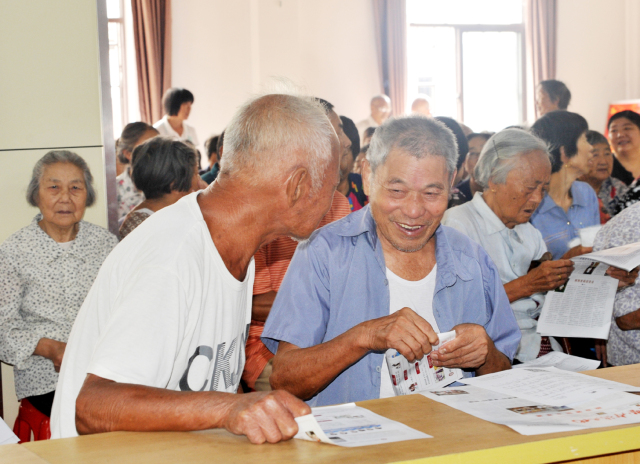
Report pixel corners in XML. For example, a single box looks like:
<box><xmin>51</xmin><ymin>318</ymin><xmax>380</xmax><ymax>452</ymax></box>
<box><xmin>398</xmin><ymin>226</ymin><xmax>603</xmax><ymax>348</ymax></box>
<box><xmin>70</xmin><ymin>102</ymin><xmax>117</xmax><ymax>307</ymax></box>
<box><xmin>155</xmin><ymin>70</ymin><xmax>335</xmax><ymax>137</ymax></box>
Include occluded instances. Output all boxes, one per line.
<box><xmin>57</xmin><ymin>240</ymin><xmax>75</xmax><ymax>250</ymax></box>
<box><xmin>379</xmin><ymin>265</ymin><xmax>438</xmax><ymax>398</ymax></box>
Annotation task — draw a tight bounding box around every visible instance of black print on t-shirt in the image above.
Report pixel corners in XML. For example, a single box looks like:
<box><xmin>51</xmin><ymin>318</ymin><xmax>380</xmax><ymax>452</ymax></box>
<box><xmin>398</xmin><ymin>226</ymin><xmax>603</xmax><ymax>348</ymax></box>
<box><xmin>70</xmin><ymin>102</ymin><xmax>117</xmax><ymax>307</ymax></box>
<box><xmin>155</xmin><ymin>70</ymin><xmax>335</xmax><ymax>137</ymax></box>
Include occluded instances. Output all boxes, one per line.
<box><xmin>178</xmin><ymin>323</ymin><xmax>250</xmax><ymax>391</ymax></box>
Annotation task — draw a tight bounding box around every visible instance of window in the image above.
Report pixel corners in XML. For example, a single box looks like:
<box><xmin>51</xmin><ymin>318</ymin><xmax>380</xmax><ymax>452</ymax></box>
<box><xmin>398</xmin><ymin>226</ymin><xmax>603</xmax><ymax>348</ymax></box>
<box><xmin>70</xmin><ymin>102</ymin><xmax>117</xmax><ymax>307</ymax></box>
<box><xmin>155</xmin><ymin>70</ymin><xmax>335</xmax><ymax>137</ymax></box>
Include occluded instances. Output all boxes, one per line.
<box><xmin>407</xmin><ymin>0</ymin><xmax>525</xmax><ymax>132</ymax></box>
<box><xmin>107</xmin><ymin>0</ymin><xmax>127</xmax><ymax>136</ymax></box>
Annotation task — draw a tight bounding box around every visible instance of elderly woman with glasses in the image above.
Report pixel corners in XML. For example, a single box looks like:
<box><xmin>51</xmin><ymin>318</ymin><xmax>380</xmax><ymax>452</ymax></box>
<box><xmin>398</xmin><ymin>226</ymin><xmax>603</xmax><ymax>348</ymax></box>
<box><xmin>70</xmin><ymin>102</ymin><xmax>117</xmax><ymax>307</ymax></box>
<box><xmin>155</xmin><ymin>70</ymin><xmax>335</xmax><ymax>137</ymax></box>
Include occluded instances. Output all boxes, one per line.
<box><xmin>443</xmin><ymin>129</ymin><xmax>575</xmax><ymax>362</ymax></box>
<box><xmin>0</xmin><ymin>151</ymin><xmax>118</xmax><ymax>418</ymax></box>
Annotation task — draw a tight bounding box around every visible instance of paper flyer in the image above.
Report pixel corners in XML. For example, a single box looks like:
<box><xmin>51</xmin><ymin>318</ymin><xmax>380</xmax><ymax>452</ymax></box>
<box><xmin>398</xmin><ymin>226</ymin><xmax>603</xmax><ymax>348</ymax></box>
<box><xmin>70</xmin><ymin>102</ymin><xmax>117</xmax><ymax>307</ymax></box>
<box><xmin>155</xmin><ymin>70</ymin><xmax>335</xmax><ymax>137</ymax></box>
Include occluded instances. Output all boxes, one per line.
<box><xmin>294</xmin><ymin>403</ymin><xmax>431</xmax><ymax>447</ymax></box>
<box><xmin>422</xmin><ymin>385</ymin><xmax>640</xmax><ymax>436</ymax></box>
<box><xmin>385</xmin><ymin>330</ymin><xmax>463</xmax><ymax>395</ymax></box>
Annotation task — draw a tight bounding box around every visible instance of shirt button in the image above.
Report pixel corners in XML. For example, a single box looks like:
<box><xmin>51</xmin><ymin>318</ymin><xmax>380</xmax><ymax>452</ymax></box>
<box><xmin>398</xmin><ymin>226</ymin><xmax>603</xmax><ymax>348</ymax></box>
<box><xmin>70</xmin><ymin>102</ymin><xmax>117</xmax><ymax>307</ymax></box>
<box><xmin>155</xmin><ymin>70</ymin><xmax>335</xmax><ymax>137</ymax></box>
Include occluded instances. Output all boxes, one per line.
<box><xmin>567</xmin><ymin>221</ymin><xmax>571</xmax><ymax>225</ymax></box>
<box><xmin>384</xmin><ymin>279</ymin><xmax>388</xmax><ymax>286</ymax></box>
<box><xmin>376</xmin><ymin>366</ymin><xmax>381</xmax><ymax>372</ymax></box>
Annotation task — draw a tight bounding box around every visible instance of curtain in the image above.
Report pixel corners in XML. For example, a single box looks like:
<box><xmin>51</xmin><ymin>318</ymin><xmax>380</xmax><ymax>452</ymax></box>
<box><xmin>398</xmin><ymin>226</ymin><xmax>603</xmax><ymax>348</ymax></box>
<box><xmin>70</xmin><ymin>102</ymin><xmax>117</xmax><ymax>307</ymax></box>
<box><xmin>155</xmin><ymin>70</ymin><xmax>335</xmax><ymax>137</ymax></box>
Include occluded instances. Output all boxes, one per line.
<box><xmin>525</xmin><ymin>0</ymin><xmax>557</xmax><ymax>93</ymax></box>
<box><xmin>131</xmin><ymin>0</ymin><xmax>172</xmax><ymax>124</ymax></box>
<box><xmin>373</xmin><ymin>0</ymin><xmax>407</xmax><ymax>116</ymax></box>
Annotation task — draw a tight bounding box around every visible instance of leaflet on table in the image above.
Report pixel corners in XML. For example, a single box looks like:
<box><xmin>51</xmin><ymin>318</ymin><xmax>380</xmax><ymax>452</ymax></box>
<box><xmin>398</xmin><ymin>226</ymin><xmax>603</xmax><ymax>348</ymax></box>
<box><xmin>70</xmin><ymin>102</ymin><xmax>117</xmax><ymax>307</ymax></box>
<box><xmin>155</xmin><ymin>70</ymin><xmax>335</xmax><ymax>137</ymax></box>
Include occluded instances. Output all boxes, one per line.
<box><xmin>0</xmin><ymin>417</ymin><xmax>18</xmax><ymax>445</ymax></box>
<box><xmin>579</xmin><ymin>241</ymin><xmax>640</xmax><ymax>272</ymax></box>
<box><xmin>421</xmin><ymin>384</ymin><xmax>640</xmax><ymax>436</ymax></box>
<box><xmin>385</xmin><ymin>330</ymin><xmax>463</xmax><ymax>396</ymax></box>
<box><xmin>294</xmin><ymin>403</ymin><xmax>431</xmax><ymax>447</ymax></box>
<box><xmin>462</xmin><ymin>367</ymin><xmax>640</xmax><ymax>407</ymax></box>
<box><xmin>536</xmin><ymin>273</ymin><xmax>617</xmax><ymax>339</ymax></box>
<box><xmin>513</xmin><ymin>351</ymin><xmax>600</xmax><ymax>372</ymax></box>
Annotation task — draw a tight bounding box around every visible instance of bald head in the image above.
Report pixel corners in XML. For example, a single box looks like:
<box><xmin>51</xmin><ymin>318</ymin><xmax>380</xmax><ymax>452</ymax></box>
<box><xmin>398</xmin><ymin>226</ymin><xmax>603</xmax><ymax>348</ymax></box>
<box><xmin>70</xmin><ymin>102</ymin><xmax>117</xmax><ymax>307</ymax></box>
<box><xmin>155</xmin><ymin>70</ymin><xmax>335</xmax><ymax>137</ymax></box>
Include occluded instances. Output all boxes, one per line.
<box><xmin>220</xmin><ymin>93</ymin><xmax>336</xmax><ymax>192</ymax></box>
<box><xmin>370</xmin><ymin>94</ymin><xmax>391</xmax><ymax>125</ymax></box>
<box><xmin>411</xmin><ymin>96</ymin><xmax>431</xmax><ymax>117</ymax></box>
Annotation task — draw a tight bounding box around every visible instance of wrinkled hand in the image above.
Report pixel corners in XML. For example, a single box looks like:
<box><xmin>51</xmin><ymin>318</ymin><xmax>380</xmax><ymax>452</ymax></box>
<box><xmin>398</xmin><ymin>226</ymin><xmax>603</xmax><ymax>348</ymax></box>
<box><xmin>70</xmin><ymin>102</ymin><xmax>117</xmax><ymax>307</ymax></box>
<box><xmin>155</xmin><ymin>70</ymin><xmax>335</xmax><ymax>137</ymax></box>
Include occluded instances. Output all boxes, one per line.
<box><xmin>224</xmin><ymin>390</ymin><xmax>310</xmax><ymax>444</ymax></box>
<box><xmin>35</xmin><ymin>338</ymin><xmax>66</xmax><ymax>372</ymax></box>
<box><xmin>606</xmin><ymin>266</ymin><xmax>639</xmax><ymax>289</ymax></box>
<box><xmin>526</xmin><ymin>259</ymin><xmax>574</xmax><ymax>293</ymax></box>
<box><xmin>595</xmin><ymin>339</ymin><xmax>607</xmax><ymax>367</ymax></box>
<box><xmin>430</xmin><ymin>324</ymin><xmax>490</xmax><ymax>369</ymax></box>
<box><xmin>562</xmin><ymin>246</ymin><xmax>593</xmax><ymax>260</ymax></box>
<box><xmin>362</xmin><ymin>308</ymin><xmax>438</xmax><ymax>362</ymax></box>
<box><xmin>50</xmin><ymin>341</ymin><xmax>66</xmax><ymax>372</ymax></box>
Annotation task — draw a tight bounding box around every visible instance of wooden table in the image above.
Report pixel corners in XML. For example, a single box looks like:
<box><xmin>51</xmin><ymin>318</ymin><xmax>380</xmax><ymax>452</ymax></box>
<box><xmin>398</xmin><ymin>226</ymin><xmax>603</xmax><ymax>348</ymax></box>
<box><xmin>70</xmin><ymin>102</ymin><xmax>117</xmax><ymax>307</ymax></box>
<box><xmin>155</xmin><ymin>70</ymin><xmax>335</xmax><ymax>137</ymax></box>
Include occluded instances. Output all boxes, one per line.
<box><xmin>5</xmin><ymin>365</ymin><xmax>640</xmax><ymax>464</ymax></box>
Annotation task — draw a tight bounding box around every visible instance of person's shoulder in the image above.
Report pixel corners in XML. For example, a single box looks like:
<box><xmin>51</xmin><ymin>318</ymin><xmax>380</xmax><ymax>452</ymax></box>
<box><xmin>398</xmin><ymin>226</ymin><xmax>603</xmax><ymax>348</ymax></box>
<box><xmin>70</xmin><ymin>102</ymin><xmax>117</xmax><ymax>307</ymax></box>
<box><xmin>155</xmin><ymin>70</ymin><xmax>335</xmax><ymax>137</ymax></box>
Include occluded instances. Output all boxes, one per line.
<box><xmin>438</xmin><ymin>224</ymin><xmax>495</xmax><ymax>270</ymax></box>
<box><xmin>573</xmin><ymin>180</ymin><xmax>598</xmax><ymax>201</ymax></box>
<box><xmin>152</xmin><ymin>117</ymin><xmax>166</xmax><ymax>129</ymax></box>
<box><xmin>443</xmin><ymin>200</ymin><xmax>476</xmax><ymax>224</ymax></box>
<box><xmin>0</xmin><ymin>220</ymin><xmax>39</xmax><ymax>253</ymax></box>
<box><xmin>308</xmin><ymin>206</ymin><xmax>368</xmax><ymax>251</ymax></box>
<box><xmin>117</xmin><ymin>194</ymin><xmax>204</xmax><ymax>253</ymax></box>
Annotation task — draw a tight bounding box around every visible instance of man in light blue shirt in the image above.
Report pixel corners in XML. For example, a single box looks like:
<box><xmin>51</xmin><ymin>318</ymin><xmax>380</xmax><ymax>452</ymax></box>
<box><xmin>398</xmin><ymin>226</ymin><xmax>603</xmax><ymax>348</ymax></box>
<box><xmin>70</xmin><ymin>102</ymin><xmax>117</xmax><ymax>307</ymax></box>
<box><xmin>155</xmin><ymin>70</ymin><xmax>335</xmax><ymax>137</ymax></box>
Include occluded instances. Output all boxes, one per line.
<box><xmin>262</xmin><ymin>117</ymin><xmax>520</xmax><ymax>407</ymax></box>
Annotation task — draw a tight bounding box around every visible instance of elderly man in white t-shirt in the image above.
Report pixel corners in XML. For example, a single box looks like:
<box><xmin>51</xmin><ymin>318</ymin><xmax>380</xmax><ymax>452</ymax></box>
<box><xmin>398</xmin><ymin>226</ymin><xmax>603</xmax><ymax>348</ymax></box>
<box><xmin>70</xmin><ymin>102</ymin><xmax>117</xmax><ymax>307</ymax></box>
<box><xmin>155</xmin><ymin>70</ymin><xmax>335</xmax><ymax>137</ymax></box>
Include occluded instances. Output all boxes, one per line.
<box><xmin>50</xmin><ymin>93</ymin><xmax>341</xmax><ymax>444</ymax></box>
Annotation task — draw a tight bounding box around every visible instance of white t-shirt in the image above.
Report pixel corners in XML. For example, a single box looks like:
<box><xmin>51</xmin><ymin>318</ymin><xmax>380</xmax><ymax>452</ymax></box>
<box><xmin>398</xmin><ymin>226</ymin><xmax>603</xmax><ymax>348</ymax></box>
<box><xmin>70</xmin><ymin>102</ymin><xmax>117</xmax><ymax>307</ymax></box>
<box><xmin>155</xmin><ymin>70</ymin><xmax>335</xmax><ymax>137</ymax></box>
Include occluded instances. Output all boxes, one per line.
<box><xmin>379</xmin><ymin>265</ymin><xmax>438</xmax><ymax>399</ymax></box>
<box><xmin>153</xmin><ymin>115</ymin><xmax>199</xmax><ymax>147</ymax></box>
<box><xmin>50</xmin><ymin>192</ymin><xmax>253</xmax><ymax>438</ymax></box>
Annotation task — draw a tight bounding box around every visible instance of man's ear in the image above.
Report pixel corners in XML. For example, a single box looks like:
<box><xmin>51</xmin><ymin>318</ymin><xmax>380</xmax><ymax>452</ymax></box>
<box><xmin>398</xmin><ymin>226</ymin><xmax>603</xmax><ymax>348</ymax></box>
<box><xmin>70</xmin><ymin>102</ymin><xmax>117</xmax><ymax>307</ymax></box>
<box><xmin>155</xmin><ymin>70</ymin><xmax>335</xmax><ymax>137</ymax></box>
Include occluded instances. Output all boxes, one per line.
<box><xmin>286</xmin><ymin>167</ymin><xmax>309</xmax><ymax>208</ymax></box>
<box><xmin>362</xmin><ymin>159</ymin><xmax>372</xmax><ymax>196</ymax></box>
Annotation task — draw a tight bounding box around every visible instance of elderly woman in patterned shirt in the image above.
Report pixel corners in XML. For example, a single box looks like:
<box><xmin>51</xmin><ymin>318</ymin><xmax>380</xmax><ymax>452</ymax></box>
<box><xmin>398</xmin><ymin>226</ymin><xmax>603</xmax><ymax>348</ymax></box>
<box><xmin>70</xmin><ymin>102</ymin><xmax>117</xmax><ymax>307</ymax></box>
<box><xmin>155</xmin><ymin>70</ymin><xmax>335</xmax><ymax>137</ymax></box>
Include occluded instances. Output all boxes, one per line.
<box><xmin>0</xmin><ymin>151</ymin><xmax>118</xmax><ymax>418</ymax></box>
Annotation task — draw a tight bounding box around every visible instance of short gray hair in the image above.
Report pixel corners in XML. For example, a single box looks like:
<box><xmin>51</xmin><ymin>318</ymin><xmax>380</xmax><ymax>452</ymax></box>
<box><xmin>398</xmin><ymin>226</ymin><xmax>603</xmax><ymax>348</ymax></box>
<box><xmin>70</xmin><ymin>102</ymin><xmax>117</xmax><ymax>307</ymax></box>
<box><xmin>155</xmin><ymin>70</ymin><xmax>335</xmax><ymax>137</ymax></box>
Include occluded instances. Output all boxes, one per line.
<box><xmin>366</xmin><ymin>116</ymin><xmax>458</xmax><ymax>178</ymax></box>
<box><xmin>220</xmin><ymin>94</ymin><xmax>335</xmax><ymax>192</ymax></box>
<box><xmin>27</xmin><ymin>150</ymin><xmax>96</xmax><ymax>207</ymax></box>
<box><xmin>474</xmin><ymin>128</ymin><xmax>551</xmax><ymax>189</ymax></box>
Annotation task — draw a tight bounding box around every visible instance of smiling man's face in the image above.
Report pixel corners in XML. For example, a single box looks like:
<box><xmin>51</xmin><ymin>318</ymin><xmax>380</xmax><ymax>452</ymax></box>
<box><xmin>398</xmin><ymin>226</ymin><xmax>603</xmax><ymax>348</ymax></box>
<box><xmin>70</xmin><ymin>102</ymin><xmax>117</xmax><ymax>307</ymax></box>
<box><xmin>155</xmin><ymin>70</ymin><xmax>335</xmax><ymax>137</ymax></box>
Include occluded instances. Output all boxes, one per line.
<box><xmin>364</xmin><ymin>148</ymin><xmax>450</xmax><ymax>253</ymax></box>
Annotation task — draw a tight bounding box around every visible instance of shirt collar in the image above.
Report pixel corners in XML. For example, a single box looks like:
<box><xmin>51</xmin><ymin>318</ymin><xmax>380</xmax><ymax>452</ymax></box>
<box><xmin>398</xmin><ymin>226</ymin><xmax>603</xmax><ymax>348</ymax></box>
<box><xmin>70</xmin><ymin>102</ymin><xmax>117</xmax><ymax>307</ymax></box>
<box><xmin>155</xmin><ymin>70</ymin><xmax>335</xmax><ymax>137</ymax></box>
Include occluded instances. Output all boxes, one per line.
<box><xmin>470</xmin><ymin>192</ymin><xmax>507</xmax><ymax>236</ymax></box>
<box><xmin>335</xmin><ymin>205</ymin><xmax>472</xmax><ymax>283</ymax></box>
<box><xmin>30</xmin><ymin>214</ymin><xmax>89</xmax><ymax>264</ymax></box>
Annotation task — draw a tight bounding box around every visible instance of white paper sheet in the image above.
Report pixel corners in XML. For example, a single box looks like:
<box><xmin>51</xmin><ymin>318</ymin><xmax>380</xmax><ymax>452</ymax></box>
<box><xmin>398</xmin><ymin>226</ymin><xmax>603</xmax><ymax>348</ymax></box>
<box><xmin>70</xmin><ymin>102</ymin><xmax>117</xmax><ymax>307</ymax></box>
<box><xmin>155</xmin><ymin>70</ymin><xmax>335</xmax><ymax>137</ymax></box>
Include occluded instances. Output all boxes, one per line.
<box><xmin>421</xmin><ymin>385</ymin><xmax>640</xmax><ymax>436</ymax></box>
<box><xmin>462</xmin><ymin>367</ymin><xmax>640</xmax><ymax>407</ymax></box>
<box><xmin>294</xmin><ymin>403</ymin><xmax>431</xmax><ymax>447</ymax></box>
<box><xmin>580</xmin><ymin>241</ymin><xmax>640</xmax><ymax>272</ymax></box>
<box><xmin>0</xmin><ymin>417</ymin><xmax>19</xmax><ymax>445</ymax></box>
<box><xmin>537</xmin><ymin>274</ymin><xmax>617</xmax><ymax>338</ymax></box>
<box><xmin>578</xmin><ymin>225</ymin><xmax>602</xmax><ymax>248</ymax></box>
<box><xmin>385</xmin><ymin>330</ymin><xmax>463</xmax><ymax>395</ymax></box>
<box><xmin>513</xmin><ymin>352</ymin><xmax>600</xmax><ymax>372</ymax></box>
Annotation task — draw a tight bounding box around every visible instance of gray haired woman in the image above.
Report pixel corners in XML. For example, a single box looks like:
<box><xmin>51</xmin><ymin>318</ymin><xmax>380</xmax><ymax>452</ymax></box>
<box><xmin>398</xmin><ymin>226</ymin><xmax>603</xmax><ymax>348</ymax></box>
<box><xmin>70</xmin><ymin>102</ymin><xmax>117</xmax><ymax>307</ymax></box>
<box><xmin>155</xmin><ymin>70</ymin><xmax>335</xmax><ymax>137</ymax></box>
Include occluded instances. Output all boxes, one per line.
<box><xmin>443</xmin><ymin>129</ymin><xmax>575</xmax><ymax>362</ymax></box>
<box><xmin>0</xmin><ymin>151</ymin><xmax>118</xmax><ymax>419</ymax></box>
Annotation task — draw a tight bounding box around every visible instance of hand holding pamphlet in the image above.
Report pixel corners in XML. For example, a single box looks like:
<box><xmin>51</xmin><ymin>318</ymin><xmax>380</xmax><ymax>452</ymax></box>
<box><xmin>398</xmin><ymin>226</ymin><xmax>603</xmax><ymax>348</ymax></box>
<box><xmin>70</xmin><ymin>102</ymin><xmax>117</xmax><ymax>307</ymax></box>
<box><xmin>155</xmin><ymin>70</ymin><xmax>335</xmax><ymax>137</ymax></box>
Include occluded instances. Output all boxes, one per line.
<box><xmin>385</xmin><ymin>330</ymin><xmax>463</xmax><ymax>395</ymax></box>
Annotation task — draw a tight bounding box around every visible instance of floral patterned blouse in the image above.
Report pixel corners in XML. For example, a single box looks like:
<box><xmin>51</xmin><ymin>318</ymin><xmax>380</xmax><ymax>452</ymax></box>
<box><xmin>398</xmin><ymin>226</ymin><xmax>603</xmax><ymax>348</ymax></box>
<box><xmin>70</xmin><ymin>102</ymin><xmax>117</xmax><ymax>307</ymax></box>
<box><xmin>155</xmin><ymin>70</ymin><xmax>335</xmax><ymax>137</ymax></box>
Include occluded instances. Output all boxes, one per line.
<box><xmin>116</xmin><ymin>167</ymin><xmax>145</xmax><ymax>220</ymax></box>
<box><xmin>0</xmin><ymin>215</ymin><xmax>118</xmax><ymax>399</ymax></box>
<box><xmin>594</xmin><ymin>203</ymin><xmax>640</xmax><ymax>366</ymax></box>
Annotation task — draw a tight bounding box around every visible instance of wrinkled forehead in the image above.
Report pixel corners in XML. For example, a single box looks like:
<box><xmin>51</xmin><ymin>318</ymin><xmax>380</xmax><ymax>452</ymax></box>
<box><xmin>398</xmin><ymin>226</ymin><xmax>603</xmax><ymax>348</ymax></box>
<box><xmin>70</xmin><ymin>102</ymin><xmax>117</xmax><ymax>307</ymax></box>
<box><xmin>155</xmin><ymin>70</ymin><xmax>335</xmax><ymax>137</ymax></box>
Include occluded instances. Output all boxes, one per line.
<box><xmin>378</xmin><ymin>148</ymin><xmax>450</xmax><ymax>184</ymax></box>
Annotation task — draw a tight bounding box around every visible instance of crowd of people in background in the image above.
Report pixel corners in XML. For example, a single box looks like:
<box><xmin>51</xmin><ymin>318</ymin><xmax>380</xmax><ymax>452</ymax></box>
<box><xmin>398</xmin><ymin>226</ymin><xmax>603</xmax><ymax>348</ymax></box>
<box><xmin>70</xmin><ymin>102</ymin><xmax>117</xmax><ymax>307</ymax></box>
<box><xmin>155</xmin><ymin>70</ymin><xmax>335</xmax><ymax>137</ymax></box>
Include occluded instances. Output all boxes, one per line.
<box><xmin>4</xmin><ymin>78</ymin><xmax>640</xmax><ymax>443</ymax></box>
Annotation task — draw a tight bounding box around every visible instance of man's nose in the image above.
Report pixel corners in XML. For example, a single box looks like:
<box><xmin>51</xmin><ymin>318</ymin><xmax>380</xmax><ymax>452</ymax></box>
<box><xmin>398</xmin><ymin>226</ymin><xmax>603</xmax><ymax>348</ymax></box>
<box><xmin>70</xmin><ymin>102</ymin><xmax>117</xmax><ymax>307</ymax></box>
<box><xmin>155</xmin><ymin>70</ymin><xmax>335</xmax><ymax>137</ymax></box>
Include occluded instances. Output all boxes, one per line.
<box><xmin>403</xmin><ymin>193</ymin><xmax>426</xmax><ymax>218</ymax></box>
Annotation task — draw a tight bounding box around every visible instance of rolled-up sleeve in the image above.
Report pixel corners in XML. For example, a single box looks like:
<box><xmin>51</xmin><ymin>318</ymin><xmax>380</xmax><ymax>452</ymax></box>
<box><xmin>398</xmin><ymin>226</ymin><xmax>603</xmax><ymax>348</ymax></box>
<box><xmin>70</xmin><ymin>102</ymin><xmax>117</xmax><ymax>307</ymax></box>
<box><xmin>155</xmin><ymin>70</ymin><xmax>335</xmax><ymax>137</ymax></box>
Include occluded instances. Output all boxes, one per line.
<box><xmin>0</xmin><ymin>250</ymin><xmax>41</xmax><ymax>369</ymax></box>
<box><xmin>262</xmin><ymin>236</ymin><xmax>331</xmax><ymax>353</ymax></box>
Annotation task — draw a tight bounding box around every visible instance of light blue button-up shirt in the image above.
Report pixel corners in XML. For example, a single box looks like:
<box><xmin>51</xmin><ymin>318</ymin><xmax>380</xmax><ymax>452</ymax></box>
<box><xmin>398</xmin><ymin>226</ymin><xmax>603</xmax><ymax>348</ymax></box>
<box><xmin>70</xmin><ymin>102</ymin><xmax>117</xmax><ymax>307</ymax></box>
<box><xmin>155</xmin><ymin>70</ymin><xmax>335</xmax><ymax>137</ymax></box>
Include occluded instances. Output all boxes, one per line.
<box><xmin>530</xmin><ymin>181</ymin><xmax>600</xmax><ymax>259</ymax></box>
<box><xmin>262</xmin><ymin>206</ymin><xmax>521</xmax><ymax>407</ymax></box>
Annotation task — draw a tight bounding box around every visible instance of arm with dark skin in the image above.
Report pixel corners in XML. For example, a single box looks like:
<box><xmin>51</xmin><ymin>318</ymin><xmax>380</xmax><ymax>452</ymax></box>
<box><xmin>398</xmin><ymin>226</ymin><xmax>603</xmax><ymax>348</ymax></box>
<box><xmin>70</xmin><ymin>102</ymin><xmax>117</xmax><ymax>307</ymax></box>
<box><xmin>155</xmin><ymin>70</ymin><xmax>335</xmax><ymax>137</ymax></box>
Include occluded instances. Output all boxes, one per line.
<box><xmin>75</xmin><ymin>374</ymin><xmax>310</xmax><ymax>444</ymax></box>
<box><xmin>270</xmin><ymin>308</ymin><xmax>439</xmax><ymax>400</ymax></box>
<box><xmin>270</xmin><ymin>310</ymin><xmax>507</xmax><ymax>400</ymax></box>
<box><xmin>252</xmin><ymin>291</ymin><xmax>277</xmax><ymax>323</ymax></box>
<box><xmin>33</xmin><ymin>338</ymin><xmax>66</xmax><ymax>372</ymax></box>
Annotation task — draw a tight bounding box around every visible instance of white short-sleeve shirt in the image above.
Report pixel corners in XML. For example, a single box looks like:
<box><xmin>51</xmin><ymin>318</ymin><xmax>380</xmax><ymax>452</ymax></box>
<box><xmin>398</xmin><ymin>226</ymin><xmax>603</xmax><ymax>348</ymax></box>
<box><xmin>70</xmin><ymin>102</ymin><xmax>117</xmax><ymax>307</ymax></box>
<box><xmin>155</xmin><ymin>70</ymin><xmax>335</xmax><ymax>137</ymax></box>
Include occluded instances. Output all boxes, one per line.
<box><xmin>50</xmin><ymin>193</ymin><xmax>253</xmax><ymax>438</ymax></box>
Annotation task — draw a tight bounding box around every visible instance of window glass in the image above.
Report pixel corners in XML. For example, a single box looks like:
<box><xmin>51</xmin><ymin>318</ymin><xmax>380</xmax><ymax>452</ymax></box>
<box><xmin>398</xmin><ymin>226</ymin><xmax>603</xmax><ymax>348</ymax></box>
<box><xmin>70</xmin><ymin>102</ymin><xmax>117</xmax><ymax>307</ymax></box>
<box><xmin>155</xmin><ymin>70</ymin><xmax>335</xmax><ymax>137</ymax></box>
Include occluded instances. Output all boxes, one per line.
<box><xmin>407</xmin><ymin>26</ymin><xmax>457</xmax><ymax>119</ymax></box>
<box><xmin>462</xmin><ymin>31</ymin><xmax>522</xmax><ymax>132</ymax></box>
<box><xmin>106</xmin><ymin>0</ymin><xmax>121</xmax><ymax>19</ymax></box>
